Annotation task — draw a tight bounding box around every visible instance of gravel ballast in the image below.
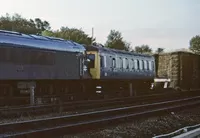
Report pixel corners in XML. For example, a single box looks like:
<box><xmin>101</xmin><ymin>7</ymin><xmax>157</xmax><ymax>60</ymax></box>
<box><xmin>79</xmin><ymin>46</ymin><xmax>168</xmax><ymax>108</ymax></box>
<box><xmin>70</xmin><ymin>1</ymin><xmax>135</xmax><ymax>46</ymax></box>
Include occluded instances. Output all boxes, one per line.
<box><xmin>65</xmin><ymin>106</ymin><xmax>200</xmax><ymax>138</ymax></box>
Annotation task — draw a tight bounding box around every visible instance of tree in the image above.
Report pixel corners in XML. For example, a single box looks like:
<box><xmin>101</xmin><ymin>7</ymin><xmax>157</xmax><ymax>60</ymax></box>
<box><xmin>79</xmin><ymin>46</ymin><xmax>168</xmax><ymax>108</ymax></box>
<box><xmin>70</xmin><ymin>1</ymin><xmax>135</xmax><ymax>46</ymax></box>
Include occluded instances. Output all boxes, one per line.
<box><xmin>105</xmin><ymin>30</ymin><xmax>131</xmax><ymax>51</ymax></box>
<box><xmin>189</xmin><ymin>35</ymin><xmax>200</xmax><ymax>54</ymax></box>
<box><xmin>155</xmin><ymin>48</ymin><xmax>164</xmax><ymax>54</ymax></box>
<box><xmin>134</xmin><ymin>45</ymin><xmax>152</xmax><ymax>54</ymax></box>
<box><xmin>41</xmin><ymin>30</ymin><xmax>55</xmax><ymax>36</ymax></box>
<box><xmin>0</xmin><ymin>13</ymin><xmax>50</xmax><ymax>34</ymax></box>
<box><xmin>42</xmin><ymin>27</ymin><xmax>95</xmax><ymax>45</ymax></box>
<box><xmin>34</xmin><ymin>18</ymin><xmax>51</xmax><ymax>34</ymax></box>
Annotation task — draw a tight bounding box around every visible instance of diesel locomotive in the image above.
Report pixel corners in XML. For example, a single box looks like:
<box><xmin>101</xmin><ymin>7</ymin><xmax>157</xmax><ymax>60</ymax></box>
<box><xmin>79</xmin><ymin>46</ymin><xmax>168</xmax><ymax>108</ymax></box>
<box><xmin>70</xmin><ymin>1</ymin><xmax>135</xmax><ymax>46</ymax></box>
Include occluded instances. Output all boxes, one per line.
<box><xmin>0</xmin><ymin>30</ymin><xmax>156</xmax><ymax>103</ymax></box>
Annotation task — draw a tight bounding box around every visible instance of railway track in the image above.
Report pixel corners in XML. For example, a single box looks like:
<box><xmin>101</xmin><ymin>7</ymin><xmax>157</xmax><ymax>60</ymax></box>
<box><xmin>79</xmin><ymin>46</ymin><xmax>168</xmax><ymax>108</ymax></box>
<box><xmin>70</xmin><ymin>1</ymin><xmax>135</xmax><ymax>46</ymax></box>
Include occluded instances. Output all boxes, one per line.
<box><xmin>0</xmin><ymin>95</ymin><xmax>200</xmax><ymax>138</ymax></box>
<box><xmin>0</xmin><ymin>90</ymin><xmax>199</xmax><ymax>119</ymax></box>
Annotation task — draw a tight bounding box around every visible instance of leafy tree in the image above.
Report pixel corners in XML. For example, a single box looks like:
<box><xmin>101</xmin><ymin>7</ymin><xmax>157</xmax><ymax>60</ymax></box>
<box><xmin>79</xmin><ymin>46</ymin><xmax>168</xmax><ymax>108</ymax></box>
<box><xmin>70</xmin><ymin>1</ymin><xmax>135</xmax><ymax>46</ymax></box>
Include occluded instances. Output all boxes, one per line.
<box><xmin>34</xmin><ymin>18</ymin><xmax>51</xmax><ymax>33</ymax></box>
<box><xmin>42</xmin><ymin>27</ymin><xmax>95</xmax><ymax>45</ymax></box>
<box><xmin>41</xmin><ymin>30</ymin><xmax>55</xmax><ymax>36</ymax></box>
<box><xmin>134</xmin><ymin>45</ymin><xmax>152</xmax><ymax>54</ymax></box>
<box><xmin>155</xmin><ymin>48</ymin><xmax>164</xmax><ymax>54</ymax></box>
<box><xmin>105</xmin><ymin>30</ymin><xmax>131</xmax><ymax>51</ymax></box>
<box><xmin>189</xmin><ymin>35</ymin><xmax>200</xmax><ymax>54</ymax></box>
<box><xmin>0</xmin><ymin>13</ymin><xmax>50</xmax><ymax>34</ymax></box>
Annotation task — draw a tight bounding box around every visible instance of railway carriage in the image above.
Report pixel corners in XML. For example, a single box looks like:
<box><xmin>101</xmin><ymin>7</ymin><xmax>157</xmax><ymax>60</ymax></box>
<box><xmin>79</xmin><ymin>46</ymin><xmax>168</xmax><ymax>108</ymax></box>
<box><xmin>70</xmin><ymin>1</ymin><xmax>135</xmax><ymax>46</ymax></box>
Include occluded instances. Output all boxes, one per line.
<box><xmin>85</xmin><ymin>45</ymin><xmax>156</xmax><ymax>96</ymax></box>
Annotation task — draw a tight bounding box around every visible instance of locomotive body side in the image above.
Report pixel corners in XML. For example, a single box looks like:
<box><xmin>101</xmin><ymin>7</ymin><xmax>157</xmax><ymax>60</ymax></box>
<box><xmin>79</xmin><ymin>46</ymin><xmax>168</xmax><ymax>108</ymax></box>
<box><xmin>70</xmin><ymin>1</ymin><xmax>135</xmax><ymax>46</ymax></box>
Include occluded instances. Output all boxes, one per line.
<box><xmin>0</xmin><ymin>30</ymin><xmax>86</xmax><ymax>81</ymax></box>
<box><xmin>0</xmin><ymin>30</ymin><xmax>86</xmax><ymax>101</ymax></box>
<box><xmin>0</xmin><ymin>46</ymin><xmax>83</xmax><ymax>80</ymax></box>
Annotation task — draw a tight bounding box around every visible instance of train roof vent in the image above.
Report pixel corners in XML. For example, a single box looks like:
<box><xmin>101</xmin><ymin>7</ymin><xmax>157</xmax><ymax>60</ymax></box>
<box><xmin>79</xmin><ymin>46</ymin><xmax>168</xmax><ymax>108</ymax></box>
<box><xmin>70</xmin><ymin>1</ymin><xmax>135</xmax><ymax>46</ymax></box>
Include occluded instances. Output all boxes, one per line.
<box><xmin>68</xmin><ymin>40</ymin><xmax>77</xmax><ymax>46</ymax></box>
<box><xmin>43</xmin><ymin>36</ymin><xmax>65</xmax><ymax>41</ymax></box>
<box><xmin>0</xmin><ymin>30</ymin><xmax>22</xmax><ymax>36</ymax></box>
<box><xmin>29</xmin><ymin>34</ymin><xmax>49</xmax><ymax>40</ymax></box>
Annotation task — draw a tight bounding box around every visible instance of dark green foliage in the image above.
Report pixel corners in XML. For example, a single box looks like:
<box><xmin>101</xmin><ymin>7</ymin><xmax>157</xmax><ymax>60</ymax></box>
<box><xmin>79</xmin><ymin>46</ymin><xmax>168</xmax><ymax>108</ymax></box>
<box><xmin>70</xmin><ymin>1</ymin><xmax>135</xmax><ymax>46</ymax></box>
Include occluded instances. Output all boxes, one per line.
<box><xmin>189</xmin><ymin>35</ymin><xmax>200</xmax><ymax>54</ymax></box>
<box><xmin>0</xmin><ymin>13</ymin><xmax>50</xmax><ymax>34</ymax></box>
<box><xmin>42</xmin><ymin>27</ymin><xmax>95</xmax><ymax>45</ymax></box>
<box><xmin>105</xmin><ymin>30</ymin><xmax>131</xmax><ymax>51</ymax></box>
<box><xmin>156</xmin><ymin>48</ymin><xmax>164</xmax><ymax>54</ymax></box>
<box><xmin>134</xmin><ymin>45</ymin><xmax>152</xmax><ymax>54</ymax></box>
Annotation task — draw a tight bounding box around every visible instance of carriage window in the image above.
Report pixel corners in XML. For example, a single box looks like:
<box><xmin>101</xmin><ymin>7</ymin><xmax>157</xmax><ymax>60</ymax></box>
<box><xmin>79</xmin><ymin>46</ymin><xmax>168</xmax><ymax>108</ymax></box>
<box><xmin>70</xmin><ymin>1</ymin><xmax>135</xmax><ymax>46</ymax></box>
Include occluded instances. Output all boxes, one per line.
<box><xmin>144</xmin><ymin>60</ymin><xmax>147</xmax><ymax>70</ymax></box>
<box><xmin>149</xmin><ymin>61</ymin><xmax>152</xmax><ymax>70</ymax></box>
<box><xmin>139</xmin><ymin>60</ymin><xmax>143</xmax><ymax>70</ymax></box>
<box><xmin>142</xmin><ymin>60</ymin><xmax>145</xmax><ymax>69</ymax></box>
<box><xmin>100</xmin><ymin>56</ymin><xmax>104</xmax><ymax>67</ymax></box>
<box><xmin>134</xmin><ymin>59</ymin><xmax>138</xmax><ymax>70</ymax></box>
<box><xmin>123</xmin><ymin>58</ymin><xmax>126</xmax><ymax>69</ymax></box>
<box><xmin>116</xmin><ymin>58</ymin><xmax>119</xmax><ymax>68</ymax></box>
<box><xmin>152</xmin><ymin>61</ymin><xmax>154</xmax><ymax>70</ymax></box>
<box><xmin>129</xmin><ymin>59</ymin><xmax>133</xmax><ymax>70</ymax></box>
<box><xmin>132</xmin><ymin>59</ymin><xmax>134</xmax><ymax>69</ymax></box>
<box><xmin>112</xmin><ymin>58</ymin><xmax>116</xmax><ymax>68</ymax></box>
<box><xmin>146</xmin><ymin>61</ymin><xmax>149</xmax><ymax>70</ymax></box>
<box><xmin>125</xmin><ymin>58</ymin><xmax>129</xmax><ymax>69</ymax></box>
<box><xmin>118</xmin><ymin>57</ymin><xmax>123</xmax><ymax>68</ymax></box>
<box><xmin>104</xmin><ymin>56</ymin><xmax>107</xmax><ymax>67</ymax></box>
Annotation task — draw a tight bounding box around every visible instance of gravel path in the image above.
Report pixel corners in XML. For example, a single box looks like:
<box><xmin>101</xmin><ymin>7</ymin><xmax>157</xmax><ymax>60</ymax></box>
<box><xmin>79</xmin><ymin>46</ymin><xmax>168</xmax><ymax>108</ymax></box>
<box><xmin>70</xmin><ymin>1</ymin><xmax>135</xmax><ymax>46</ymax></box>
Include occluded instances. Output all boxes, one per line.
<box><xmin>65</xmin><ymin>106</ymin><xmax>200</xmax><ymax>138</ymax></box>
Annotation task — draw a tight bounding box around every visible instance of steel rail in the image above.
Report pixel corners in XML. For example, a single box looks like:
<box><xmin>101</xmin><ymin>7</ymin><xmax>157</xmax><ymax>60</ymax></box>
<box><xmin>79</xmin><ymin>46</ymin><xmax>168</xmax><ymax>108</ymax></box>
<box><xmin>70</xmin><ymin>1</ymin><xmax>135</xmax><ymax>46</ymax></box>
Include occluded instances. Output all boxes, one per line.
<box><xmin>0</xmin><ymin>90</ymin><xmax>199</xmax><ymax>119</ymax></box>
<box><xmin>0</xmin><ymin>96</ymin><xmax>200</xmax><ymax>137</ymax></box>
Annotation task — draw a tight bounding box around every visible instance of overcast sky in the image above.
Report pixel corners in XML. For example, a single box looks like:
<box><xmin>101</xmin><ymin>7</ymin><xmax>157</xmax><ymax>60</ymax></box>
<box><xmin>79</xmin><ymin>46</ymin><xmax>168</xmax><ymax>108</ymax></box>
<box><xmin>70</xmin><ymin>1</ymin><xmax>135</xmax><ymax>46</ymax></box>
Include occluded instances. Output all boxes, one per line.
<box><xmin>0</xmin><ymin>0</ymin><xmax>200</xmax><ymax>51</ymax></box>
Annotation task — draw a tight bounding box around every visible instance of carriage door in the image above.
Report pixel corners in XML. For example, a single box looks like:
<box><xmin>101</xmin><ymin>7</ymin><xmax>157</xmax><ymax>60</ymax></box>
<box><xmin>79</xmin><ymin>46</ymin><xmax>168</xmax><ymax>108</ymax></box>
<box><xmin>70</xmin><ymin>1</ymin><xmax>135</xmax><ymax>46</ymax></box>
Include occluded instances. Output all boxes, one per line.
<box><xmin>86</xmin><ymin>51</ymin><xmax>100</xmax><ymax>79</ymax></box>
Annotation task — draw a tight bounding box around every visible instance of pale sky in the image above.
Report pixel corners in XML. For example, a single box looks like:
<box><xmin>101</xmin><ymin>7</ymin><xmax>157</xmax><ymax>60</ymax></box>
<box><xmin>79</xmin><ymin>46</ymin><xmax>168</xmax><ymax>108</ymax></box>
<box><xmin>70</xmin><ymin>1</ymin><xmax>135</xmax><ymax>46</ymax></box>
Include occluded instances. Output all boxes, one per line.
<box><xmin>0</xmin><ymin>0</ymin><xmax>200</xmax><ymax>51</ymax></box>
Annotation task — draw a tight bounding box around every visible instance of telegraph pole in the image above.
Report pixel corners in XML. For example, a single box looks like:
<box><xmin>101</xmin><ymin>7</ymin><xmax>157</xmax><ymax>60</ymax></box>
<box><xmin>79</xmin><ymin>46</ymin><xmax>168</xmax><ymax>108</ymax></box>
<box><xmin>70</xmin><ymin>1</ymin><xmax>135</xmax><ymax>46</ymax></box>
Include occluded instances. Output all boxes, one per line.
<box><xmin>91</xmin><ymin>27</ymin><xmax>94</xmax><ymax>45</ymax></box>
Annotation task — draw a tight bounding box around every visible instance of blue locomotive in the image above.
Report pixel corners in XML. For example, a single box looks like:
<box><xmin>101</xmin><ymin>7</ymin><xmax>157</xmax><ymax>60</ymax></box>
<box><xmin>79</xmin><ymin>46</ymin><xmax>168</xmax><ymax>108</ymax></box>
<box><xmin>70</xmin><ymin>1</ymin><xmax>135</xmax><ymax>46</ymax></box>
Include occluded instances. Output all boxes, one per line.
<box><xmin>0</xmin><ymin>30</ymin><xmax>155</xmax><ymax>103</ymax></box>
<box><xmin>0</xmin><ymin>30</ymin><xmax>85</xmax><ymax>98</ymax></box>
